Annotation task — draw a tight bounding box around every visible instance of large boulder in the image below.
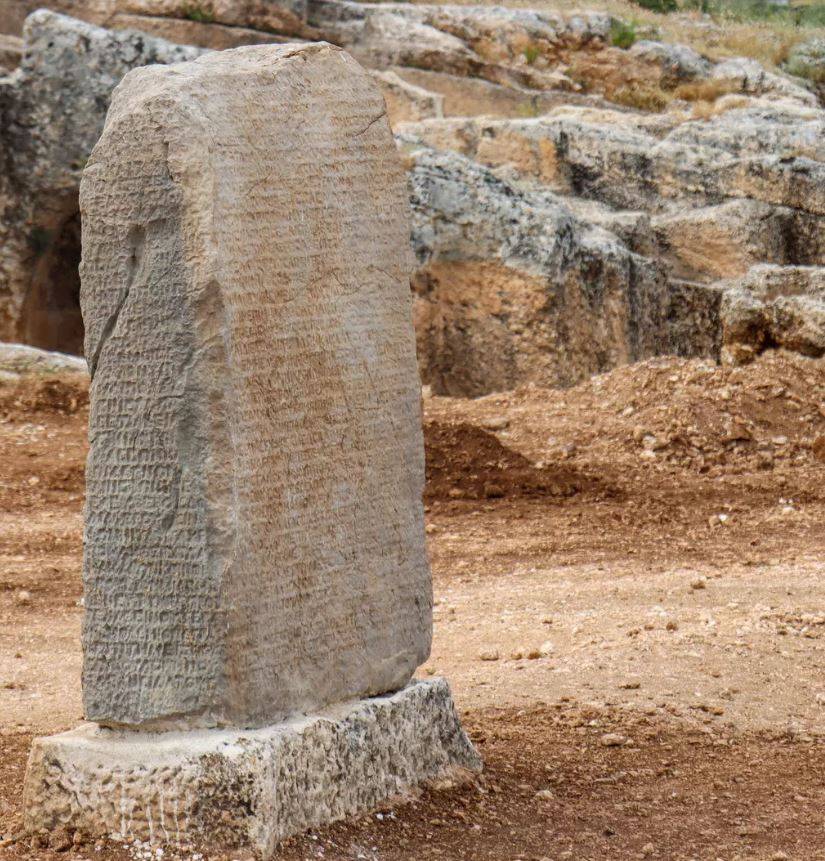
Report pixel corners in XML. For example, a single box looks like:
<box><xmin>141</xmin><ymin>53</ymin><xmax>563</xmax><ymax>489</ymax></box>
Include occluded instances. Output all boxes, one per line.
<box><xmin>405</xmin><ymin>145</ymin><xmax>721</xmax><ymax>396</ymax></box>
<box><xmin>720</xmin><ymin>265</ymin><xmax>825</xmax><ymax>364</ymax></box>
<box><xmin>0</xmin><ymin>10</ymin><xmax>202</xmax><ymax>353</ymax></box>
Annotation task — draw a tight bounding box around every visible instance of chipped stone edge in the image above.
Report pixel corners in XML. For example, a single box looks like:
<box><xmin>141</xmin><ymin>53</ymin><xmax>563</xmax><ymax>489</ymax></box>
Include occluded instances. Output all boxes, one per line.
<box><xmin>23</xmin><ymin>678</ymin><xmax>481</xmax><ymax>857</ymax></box>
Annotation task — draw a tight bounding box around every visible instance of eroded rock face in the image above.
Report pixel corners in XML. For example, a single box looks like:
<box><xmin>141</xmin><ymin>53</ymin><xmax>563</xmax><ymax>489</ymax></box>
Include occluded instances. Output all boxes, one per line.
<box><xmin>397</xmin><ymin>102</ymin><xmax>825</xmax><ymax>218</ymax></box>
<box><xmin>721</xmin><ymin>265</ymin><xmax>825</xmax><ymax>364</ymax></box>
<box><xmin>308</xmin><ymin>1</ymin><xmax>611</xmax><ymax>91</ymax></box>
<box><xmin>0</xmin><ymin>10</ymin><xmax>202</xmax><ymax>353</ymax></box>
<box><xmin>405</xmin><ymin>146</ymin><xmax>723</xmax><ymax>396</ymax></box>
<box><xmin>397</xmin><ymin>89</ymin><xmax>823</xmax><ymax>387</ymax></box>
<box><xmin>114</xmin><ymin>0</ymin><xmax>311</xmax><ymax>39</ymax></box>
<box><xmin>81</xmin><ymin>43</ymin><xmax>430</xmax><ymax>728</ymax></box>
<box><xmin>1</xmin><ymin>4</ymin><xmax>823</xmax><ymax>391</ymax></box>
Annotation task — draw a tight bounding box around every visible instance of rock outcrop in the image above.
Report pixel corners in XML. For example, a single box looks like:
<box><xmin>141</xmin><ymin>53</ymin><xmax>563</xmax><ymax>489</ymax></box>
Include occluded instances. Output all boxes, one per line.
<box><xmin>0</xmin><ymin>10</ymin><xmax>201</xmax><ymax>353</ymax></box>
<box><xmin>0</xmin><ymin>4</ymin><xmax>822</xmax><ymax>390</ymax></box>
<box><xmin>720</xmin><ymin>265</ymin><xmax>825</xmax><ymax>364</ymax></box>
<box><xmin>405</xmin><ymin>146</ymin><xmax>723</xmax><ymax>396</ymax></box>
<box><xmin>398</xmin><ymin>91</ymin><xmax>824</xmax><ymax>384</ymax></box>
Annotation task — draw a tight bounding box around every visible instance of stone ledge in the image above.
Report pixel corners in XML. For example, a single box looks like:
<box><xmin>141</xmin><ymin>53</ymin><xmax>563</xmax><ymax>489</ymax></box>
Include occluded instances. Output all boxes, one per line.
<box><xmin>23</xmin><ymin>678</ymin><xmax>481</xmax><ymax>857</ymax></box>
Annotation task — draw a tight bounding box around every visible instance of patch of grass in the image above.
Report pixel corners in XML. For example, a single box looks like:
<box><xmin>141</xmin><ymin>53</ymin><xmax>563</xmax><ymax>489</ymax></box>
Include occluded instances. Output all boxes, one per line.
<box><xmin>632</xmin><ymin>0</ymin><xmax>678</xmax><ymax>14</ymax></box>
<box><xmin>610</xmin><ymin>18</ymin><xmax>639</xmax><ymax>48</ymax></box>
<box><xmin>684</xmin><ymin>0</ymin><xmax>825</xmax><ymax>27</ymax></box>
<box><xmin>523</xmin><ymin>43</ymin><xmax>541</xmax><ymax>64</ymax></box>
<box><xmin>612</xmin><ymin>82</ymin><xmax>672</xmax><ymax>110</ymax></box>
<box><xmin>673</xmin><ymin>78</ymin><xmax>741</xmax><ymax>100</ymax></box>
<box><xmin>181</xmin><ymin>3</ymin><xmax>215</xmax><ymax>23</ymax></box>
<box><xmin>785</xmin><ymin>52</ymin><xmax>825</xmax><ymax>81</ymax></box>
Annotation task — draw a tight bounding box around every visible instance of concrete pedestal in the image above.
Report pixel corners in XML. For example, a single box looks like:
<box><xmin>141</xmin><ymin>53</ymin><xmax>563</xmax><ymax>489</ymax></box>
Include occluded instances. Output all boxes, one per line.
<box><xmin>23</xmin><ymin>679</ymin><xmax>480</xmax><ymax>856</ymax></box>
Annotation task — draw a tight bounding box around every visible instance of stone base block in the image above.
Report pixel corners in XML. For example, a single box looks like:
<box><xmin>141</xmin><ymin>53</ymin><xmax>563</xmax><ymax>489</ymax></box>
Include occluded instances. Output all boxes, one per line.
<box><xmin>23</xmin><ymin>679</ymin><xmax>480</xmax><ymax>856</ymax></box>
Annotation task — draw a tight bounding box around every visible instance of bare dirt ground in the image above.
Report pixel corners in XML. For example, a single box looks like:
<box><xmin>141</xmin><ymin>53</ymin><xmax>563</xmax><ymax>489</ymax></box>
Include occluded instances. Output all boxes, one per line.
<box><xmin>1</xmin><ymin>350</ymin><xmax>824</xmax><ymax>861</ymax></box>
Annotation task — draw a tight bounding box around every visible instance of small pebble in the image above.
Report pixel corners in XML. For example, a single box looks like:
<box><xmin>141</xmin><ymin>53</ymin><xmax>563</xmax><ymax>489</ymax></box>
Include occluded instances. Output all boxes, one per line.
<box><xmin>480</xmin><ymin>416</ymin><xmax>509</xmax><ymax>431</ymax></box>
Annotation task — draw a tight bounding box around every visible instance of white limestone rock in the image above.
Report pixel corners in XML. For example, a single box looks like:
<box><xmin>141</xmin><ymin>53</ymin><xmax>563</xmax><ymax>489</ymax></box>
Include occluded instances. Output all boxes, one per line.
<box><xmin>404</xmin><ymin>145</ymin><xmax>692</xmax><ymax>395</ymax></box>
<box><xmin>721</xmin><ymin>265</ymin><xmax>825</xmax><ymax>363</ymax></box>
<box><xmin>23</xmin><ymin>679</ymin><xmax>481</xmax><ymax>856</ymax></box>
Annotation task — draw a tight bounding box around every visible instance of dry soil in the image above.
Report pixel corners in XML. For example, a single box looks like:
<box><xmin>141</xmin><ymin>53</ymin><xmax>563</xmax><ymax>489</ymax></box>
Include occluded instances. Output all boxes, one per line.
<box><xmin>1</xmin><ymin>351</ymin><xmax>824</xmax><ymax>861</ymax></box>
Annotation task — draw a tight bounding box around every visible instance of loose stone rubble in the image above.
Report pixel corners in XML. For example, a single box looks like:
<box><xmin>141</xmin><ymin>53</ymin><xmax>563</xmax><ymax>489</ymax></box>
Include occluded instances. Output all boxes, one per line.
<box><xmin>23</xmin><ymin>42</ymin><xmax>478</xmax><ymax>851</ymax></box>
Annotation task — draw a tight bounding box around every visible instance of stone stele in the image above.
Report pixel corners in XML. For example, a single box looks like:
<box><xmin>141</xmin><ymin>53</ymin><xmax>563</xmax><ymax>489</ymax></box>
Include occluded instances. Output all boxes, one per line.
<box><xmin>23</xmin><ymin>42</ymin><xmax>480</xmax><ymax>853</ymax></box>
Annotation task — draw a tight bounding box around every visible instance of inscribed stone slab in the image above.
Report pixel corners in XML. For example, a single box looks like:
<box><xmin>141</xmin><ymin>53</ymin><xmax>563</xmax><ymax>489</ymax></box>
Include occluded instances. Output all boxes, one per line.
<box><xmin>79</xmin><ymin>42</ymin><xmax>430</xmax><ymax>728</ymax></box>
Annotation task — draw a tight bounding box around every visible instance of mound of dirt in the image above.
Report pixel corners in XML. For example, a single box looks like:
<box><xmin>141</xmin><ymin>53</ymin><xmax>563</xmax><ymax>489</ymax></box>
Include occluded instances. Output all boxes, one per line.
<box><xmin>0</xmin><ymin>375</ymin><xmax>88</xmax><ymax>419</ymax></box>
<box><xmin>423</xmin><ymin>420</ymin><xmax>607</xmax><ymax>502</ymax></box>
<box><xmin>425</xmin><ymin>351</ymin><xmax>825</xmax><ymax>484</ymax></box>
<box><xmin>582</xmin><ymin>352</ymin><xmax>825</xmax><ymax>475</ymax></box>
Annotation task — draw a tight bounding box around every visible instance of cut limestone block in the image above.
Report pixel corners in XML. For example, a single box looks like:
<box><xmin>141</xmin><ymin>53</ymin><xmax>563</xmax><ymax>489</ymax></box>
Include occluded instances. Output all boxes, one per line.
<box><xmin>23</xmin><ymin>679</ymin><xmax>481</xmax><ymax>854</ymax></box>
<box><xmin>78</xmin><ymin>42</ymin><xmax>431</xmax><ymax>729</ymax></box>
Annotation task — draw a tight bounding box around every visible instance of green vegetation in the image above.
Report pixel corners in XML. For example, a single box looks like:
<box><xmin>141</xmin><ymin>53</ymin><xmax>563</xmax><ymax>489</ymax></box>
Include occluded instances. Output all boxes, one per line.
<box><xmin>610</xmin><ymin>18</ymin><xmax>639</xmax><ymax>47</ymax></box>
<box><xmin>633</xmin><ymin>0</ymin><xmax>678</xmax><ymax>13</ymax></box>
<box><xmin>181</xmin><ymin>3</ymin><xmax>216</xmax><ymax>23</ymax></box>
<box><xmin>629</xmin><ymin>0</ymin><xmax>825</xmax><ymax>27</ymax></box>
<box><xmin>708</xmin><ymin>0</ymin><xmax>825</xmax><ymax>26</ymax></box>
<box><xmin>523</xmin><ymin>43</ymin><xmax>541</xmax><ymax>64</ymax></box>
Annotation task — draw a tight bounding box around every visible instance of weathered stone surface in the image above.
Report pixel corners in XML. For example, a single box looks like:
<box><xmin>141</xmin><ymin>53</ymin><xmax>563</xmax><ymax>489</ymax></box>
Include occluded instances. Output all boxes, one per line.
<box><xmin>0</xmin><ymin>340</ymin><xmax>88</xmax><ymax>375</ymax></box>
<box><xmin>371</xmin><ymin>69</ymin><xmax>443</xmax><ymax>123</ymax></box>
<box><xmin>397</xmin><ymin>103</ymin><xmax>825</xmax><ymax>218</ymax></box>
<box><xmin>2</xmin><ymin>6</ymin><xmax>823</xmax><ymax>383</ymax></box>
<box><xmin>710</xmin><ymin>56</ymin><xmax>817</xmax><ymax>107</ymax></box>
<box><xmin>389</xmin><ymin>66</ymin><xmax>597</xmax><ymax>119</ymax></box>
<box><xmin>0</xmin><ymin>0</ymin><xmax>310</xmax><ymax>40</ymax></box>
<box><xmin>80</xmin><ymin>42</ymin><xmax>430</xmax><ymax>728</ymax></box>
<box><xmin>398</xmin><ymin>102</ymin><xmax>825</xmax><ymax>333</ymax></box>
<box><xmin>720</xmin><ymin>265</ymin><xmax>825</xmax><ymax>364</ymax></box>
<box><xmin>308</xmin><ymin>0</ymin><xmax>611</xmax><ymax>90</ymax></box>
<box><xmin>653</xmin><ymin>199</ymin><xmax>825</xmax><ymax>280</ymax></box>
<box><xmin>0</xmin><ymin>10</ymin><xmax>202</xmax><ymax>353</ymax></box>
<box><xmin>23</xmin><ymin>679</ymin><xmax>481</xmax><ymax>855</ymax></box>
<box><xmin>115</xmin><ymin>0</ymin><xmax>312</xmax><ymax>39</ymax></box>
<box><xmin>103</xmin><ymin>13</ymin><xmax>288</xmax><ymax>49</ymax></box>
<box><xmin>629</xmin><ymin>40</ymin><xmax>711</xmax><ymax>84</ymax></box>
<box><xmin>405</xmin><ymin>145</ymin><xmax>696</xmax><ymax>396</ymax></box>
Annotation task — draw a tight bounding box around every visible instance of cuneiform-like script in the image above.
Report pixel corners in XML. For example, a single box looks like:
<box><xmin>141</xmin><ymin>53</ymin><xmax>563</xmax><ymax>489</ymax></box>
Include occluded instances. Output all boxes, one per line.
<box><xmin>79</xmin><ymin>43</ymin><xmax>431</xmax><ymax>728</ymax></box>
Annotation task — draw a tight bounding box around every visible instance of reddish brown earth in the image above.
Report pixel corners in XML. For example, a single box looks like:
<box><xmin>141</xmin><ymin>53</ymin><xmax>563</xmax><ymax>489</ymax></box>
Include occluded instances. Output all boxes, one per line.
<box><xmin>1</xmin><ymin>351</ymin><xmax>825</xmax><ymax>861</ymax></box>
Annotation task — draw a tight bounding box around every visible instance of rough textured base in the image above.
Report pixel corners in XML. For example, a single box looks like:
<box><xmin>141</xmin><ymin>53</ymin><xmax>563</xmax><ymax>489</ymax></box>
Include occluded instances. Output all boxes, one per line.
<box><xmin>23</xmin><ymin>679</ymin><xmax>480</xmax><ymax>856</ymax></box>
